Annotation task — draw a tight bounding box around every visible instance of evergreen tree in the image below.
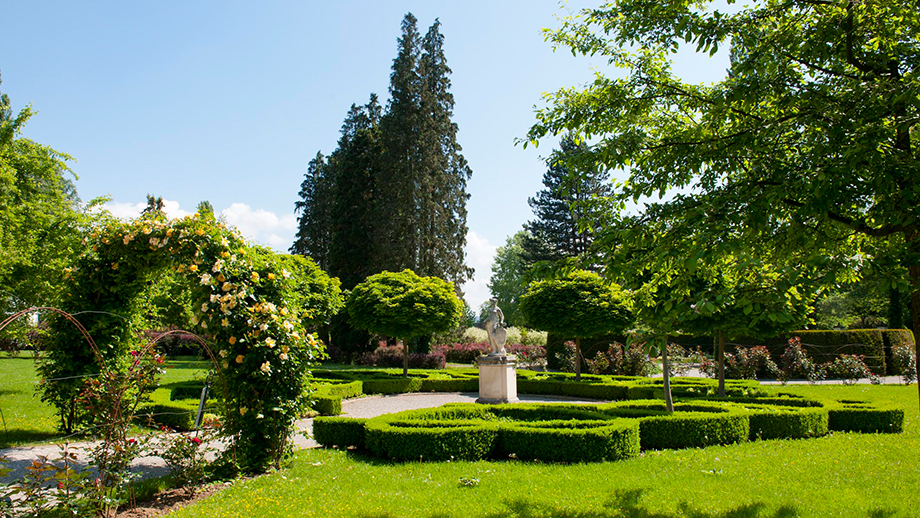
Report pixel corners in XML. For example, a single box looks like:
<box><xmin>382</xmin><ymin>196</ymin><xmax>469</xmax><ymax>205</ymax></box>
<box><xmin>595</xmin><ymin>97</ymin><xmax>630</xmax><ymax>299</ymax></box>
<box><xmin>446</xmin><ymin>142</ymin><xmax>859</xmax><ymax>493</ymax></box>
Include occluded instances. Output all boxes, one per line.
<box><xmin>327</xmin><ymin>95</ymin><xmax>383</xmax><ymax>290</ymax></box>
<box><xmin>522</xmin><ymin>137</ymin><xmax>612</xmax><ymax>270</ymax></box>
<box><xmin>378</xmin><ymin>14</ymin><xmax>472</xmax><ymax>286</ymax></box>
<box><xmin>417</xmin><ymin>18</ymin><xmax>473</xmax><ymax>285</ymax></box>
<box><xmin>291</xmin><ymin>151</ymin><xmax>332</xmax><ymax>269</ymax></box>
<box><xmin>377</xmin><ymin>13</ymin><xmax>423</xmax><ymax>274</ymax></box>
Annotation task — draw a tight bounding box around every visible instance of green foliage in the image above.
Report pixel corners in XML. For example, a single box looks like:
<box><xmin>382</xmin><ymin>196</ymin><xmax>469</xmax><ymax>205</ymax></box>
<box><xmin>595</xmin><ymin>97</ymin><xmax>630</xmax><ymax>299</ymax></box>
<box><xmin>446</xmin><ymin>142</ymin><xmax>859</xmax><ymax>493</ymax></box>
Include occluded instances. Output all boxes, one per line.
<box><xmin>294</xmin><ymin>14</ymin><xmax>473</xmax><ymax>305</ymax></box>
<box><xmin>315</xmin><ymin>394</ymin><xmax>899</xmax><ymax>464</ymax></box>
<box><xmin>521</xmin><ymin>270</ymin><xmax>631</xmax><ymax>338</ymax></box>
<box><xmin>313</xmin><ymin>417</ymin><xmax>368</xmax><ymax>449</ymax></box>
<box><xmin>347</xmin><ymin>269</ymin><xmax>463</xmax><ymax>369</ymax></box>
<box><xmin>633</xmin><ymin>404</ymin><xmax>750</xmax><ymax>451</ymax></box>
<box><xmin>366</xmin><ymin>416</ymin><xmax>498</xmax><ymax>461</ymax></box>
<box><xmin>0</xmin><ymin>77</ymin><xmax>95</xmax><ymax>318</ymax></box>
<box><xmin>826</xmin><ymin>402</ymin><xmax>904</xmax><ymax>433</ymax></box>
<box><xmin>310</xmin><ymin>380</ymin><xmax>363</xmax><ymax>415</ymax></box>
<box><xmin>746</xmin><ymin>405</ymin><xmax>829</xmax><ymax>440</ymax></box>
<box><xmin>794</xmin><ymin>330</ymin><xmax>886</xmax><ymax>374</ymax></box>
<box><xmin>487</xmin><ymin>231</ymin><xmax>529</xmax><ymax>326</ymax></box>
<box><xmin>527</xmin><ymin>0</ymin><xmax>920</xmax><ymax>397</ymax></box>
<box><xmin>37</xmin><ymin>215</ymin><xmax>340</xmax><ymax>473</ymax></box>
<box><xmin>271</xmin><ymin>254</ymin><xmax>344</xmax><ymax>329</ymax></box>
<box><xmin>521</xmin><ymin>137</ymin><xmax>612</xmax><ymax>271</ymax></box>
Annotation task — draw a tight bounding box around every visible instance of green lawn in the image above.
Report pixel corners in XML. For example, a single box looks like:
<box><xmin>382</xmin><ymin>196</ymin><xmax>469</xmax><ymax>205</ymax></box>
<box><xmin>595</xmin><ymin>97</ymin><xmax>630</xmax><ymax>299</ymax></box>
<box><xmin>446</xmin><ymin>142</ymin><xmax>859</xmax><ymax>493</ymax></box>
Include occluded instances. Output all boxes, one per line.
<box><xmin>0</xmin><ymin>355</ymin><xmax>210</xmax><ymax>448</ymax></box>
<box><xmin>171</xmin><ymin>384</ymin><xmax>920</xmax><ymax>518</ymax></box>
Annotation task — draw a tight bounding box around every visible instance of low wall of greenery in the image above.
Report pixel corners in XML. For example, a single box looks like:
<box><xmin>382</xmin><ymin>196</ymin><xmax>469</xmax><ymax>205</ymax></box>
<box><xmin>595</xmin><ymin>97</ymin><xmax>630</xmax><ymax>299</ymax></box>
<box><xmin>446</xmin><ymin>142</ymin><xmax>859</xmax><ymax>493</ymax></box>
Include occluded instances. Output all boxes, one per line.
<box><xmin>313</xmin><ymin>395</ymin><xmax>904</xmax><ymax>463</ymax></box>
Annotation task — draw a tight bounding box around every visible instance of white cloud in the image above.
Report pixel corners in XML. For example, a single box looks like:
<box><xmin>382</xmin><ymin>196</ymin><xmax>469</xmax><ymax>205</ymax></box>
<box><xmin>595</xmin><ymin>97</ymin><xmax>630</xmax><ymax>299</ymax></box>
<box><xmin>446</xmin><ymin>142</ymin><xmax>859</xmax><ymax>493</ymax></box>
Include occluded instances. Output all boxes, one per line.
<box><xmin>220</xmin><ymin>203</ymin><xmax>297</xmax><ymax>252</ymax></box>
<box><xmin>461</xmin><ymin>230</ymin><xmax>497</xmax><ymax>312</ymax></box>
<box><xmin>100</xmin><ymin>199</ymin><xmax>295</xmax><ymax>253</ymax></box>
<box><xmin>101</xmin><ymin>199</ymin><xmax>191</xmax><ymax>220</ymax></box>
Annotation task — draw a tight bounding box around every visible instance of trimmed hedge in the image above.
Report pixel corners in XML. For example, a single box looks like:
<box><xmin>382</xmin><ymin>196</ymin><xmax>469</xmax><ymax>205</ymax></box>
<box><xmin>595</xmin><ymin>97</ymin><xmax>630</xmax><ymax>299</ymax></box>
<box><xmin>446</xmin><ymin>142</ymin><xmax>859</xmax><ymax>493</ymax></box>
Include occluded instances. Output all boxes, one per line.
<box><xmin>313</xmin><ymin>393</ymin><xmax>904</xmax><ymax>463</ymax></box>
<box><xmin>311</xmin><ymin>380</ymin><xmax>364</xmax><ymax>415</ymax></box>
<box><xmin>313</xmin><ymin>416</ymin><xmax>368</xmax><ymax>448</ymax></box>
<box><xmin>778</xmin><ymin>330</ymin><xmax>886</xmax><ymax>374</ymax></box>
<box><xmin>746</xmin><ymin>405</ymin><xmax>828</xmax><ymax>440</ymax></box>
<box><xmin>496</xmin><ymin>420</ymin><xmax>640</xmax><ymax>462</ymax></box>
<box><xmin>366</xmin><ymin>418</ymin><xmax>499</xmax><ymax>461</ymax></box>
<box><xmin>169</xmin><ymin>380</ymin><xmax>208</xmax><ymax>401</ymax></box>
<box><xmin>362</xmin><ymin>377</ymin><xmax>424</xmax><ymax>394</ymax></box>
<box><xmin>826</xmin><ymin>401</ymin><xmax>904</xmax><ymax>433</ymax></box>
<box><xmin>136</xmin><ymin>403</ymin><xmax>197</xmax><ymax>431</ymax></box>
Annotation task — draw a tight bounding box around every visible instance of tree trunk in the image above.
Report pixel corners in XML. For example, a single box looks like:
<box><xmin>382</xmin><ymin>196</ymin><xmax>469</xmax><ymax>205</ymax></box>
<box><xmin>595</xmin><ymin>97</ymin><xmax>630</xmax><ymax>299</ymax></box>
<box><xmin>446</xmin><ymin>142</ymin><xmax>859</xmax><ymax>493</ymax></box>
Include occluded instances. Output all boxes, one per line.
<box><xmin>575</xmin><ymin>337</ymin><xmax>582</xmax><ymax>382</ymax></box>
<box><xmin>662</xmin><ymin>335</ymin><xmax>674</xmax><ymax>413</ymax></box>
<box><xmin>909</xmin><ymin>263</ymin><xmax>920</xmax><ymax>410</ymax></box>
<box><xmin>718</xmin><ymin>330</ymin><xmax>726</xmax><ymax>398</ymax></box>
<box><xmin>402</xmin><ymin>338</ymin><xmax>409</xmax><ymax>378</ymax></box>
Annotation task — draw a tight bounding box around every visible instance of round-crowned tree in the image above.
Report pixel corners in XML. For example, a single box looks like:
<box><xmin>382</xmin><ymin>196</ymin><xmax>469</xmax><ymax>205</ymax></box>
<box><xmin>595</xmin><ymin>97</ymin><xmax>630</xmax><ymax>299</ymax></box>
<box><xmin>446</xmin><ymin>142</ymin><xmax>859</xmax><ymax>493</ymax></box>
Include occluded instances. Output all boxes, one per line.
<box><xmin>520</xmin><ymin>270</ymin><xmax>631</xmax><ymax>381</ymax></box>
<box><xmin>348</xmin><ymin>269</ymin><xmax>463</xmax><ymax>377</ymax></box>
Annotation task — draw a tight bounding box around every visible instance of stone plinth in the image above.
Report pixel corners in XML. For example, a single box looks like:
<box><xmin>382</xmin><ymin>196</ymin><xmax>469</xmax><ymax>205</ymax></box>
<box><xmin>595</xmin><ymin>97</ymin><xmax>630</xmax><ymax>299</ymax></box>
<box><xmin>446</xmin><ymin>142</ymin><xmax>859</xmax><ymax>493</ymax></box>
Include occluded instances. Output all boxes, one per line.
<box><xmin>476</xmin><ymin>354</ymin><xmax>519</xmax><ymax>404</ymax></box>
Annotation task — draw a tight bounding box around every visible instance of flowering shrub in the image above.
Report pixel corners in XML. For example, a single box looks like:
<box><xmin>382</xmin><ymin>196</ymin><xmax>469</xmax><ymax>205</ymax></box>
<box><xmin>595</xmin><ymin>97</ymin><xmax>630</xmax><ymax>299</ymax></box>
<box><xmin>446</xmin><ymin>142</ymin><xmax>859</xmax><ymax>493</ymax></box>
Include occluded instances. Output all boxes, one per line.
<box><xmin>41</xmin><ymin>213</ymin><xmax>343</xmax><ymax>473</ymax></box>
<box><xmin>356</xmin><ymin>344</ymin><xmax>447</xmax><ymax>369</ymax></box>
<box><xmin>155</xmin><ymin>428</ymin><xmax>217</xmax><ymax>491</ymax></box>
<box><xmin>890</xmin><ymin>342</ymin><xmax>917</xmax><ymax>384</ymax></box>
<box><xmin>724</xmin><ymin>346</ymin><xmax>781</xmax><ymax>380</ymax></box>
<box><xmin>0</xmin><ymin>445</ymin><xmax>98</xmax><ymax>517</ymax></box>
<box><xmin>430</xmin><ymin>342</ymin><xmax>547</xmax><ymax>367</ymax></box>
<box><xmin>779</xmin><ymin>337</ymin><xmax>822</xmax><ymax>383</ymax></box>
<box><xmin>665</xmin><ymin>343</ymin><xmax>694</xmax><ymax>377</ymax></box>
<box><xmin>555</xmin><ymin>341</ymin><xmax>580</xmax><ymax>373</ymax></box>
<box><xmin>823</xmin><ymin>354</ymin><xmax>875</xmax><ymax>384</ymax></box>
<box><xmin>585</xmin><ymin>342</ymin><xmax>655</xmax><ymax>376</ymax></box>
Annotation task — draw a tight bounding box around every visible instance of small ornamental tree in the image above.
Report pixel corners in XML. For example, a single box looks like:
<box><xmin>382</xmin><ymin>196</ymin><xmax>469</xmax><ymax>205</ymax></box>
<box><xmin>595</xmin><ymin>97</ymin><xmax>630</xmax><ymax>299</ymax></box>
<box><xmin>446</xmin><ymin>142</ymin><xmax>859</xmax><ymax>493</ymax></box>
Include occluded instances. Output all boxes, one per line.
<box><xmin>347</xmin><ymin>269</ymin><xmax>463</xmax><ymax>377</ymax></box>
<box><xmin>520</xmin><ymin>270</ymin><xmax>631</xmax><ymax>381</ymax></box>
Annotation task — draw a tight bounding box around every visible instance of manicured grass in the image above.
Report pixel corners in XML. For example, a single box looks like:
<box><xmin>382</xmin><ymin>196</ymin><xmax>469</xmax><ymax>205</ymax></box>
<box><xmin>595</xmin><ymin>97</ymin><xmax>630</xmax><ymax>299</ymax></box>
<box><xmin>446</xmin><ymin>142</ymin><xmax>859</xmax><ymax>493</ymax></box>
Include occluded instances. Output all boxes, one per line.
<box><xmin>0</xmin><ymin>356</ymin><xmax>210</xmax><ymax>448</ymax></box>
<box><xmin>172</xmin><ymin>384</ymin><xmax>920</xmax><ymax>518</ymax></box>
<box><xmin>0</xmin><ymin>355</ymin><xmax>61</xmax><ymax>448</ymax></box>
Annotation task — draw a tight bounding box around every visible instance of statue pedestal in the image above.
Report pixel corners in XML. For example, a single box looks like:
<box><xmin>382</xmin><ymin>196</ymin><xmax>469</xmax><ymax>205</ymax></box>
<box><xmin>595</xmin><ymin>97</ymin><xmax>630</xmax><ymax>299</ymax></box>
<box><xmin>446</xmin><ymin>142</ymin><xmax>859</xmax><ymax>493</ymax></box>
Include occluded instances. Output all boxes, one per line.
<box><xmin>476</xmin><ymin>354</ymin><xmax>519</xmax><ymax>404</ymax></box>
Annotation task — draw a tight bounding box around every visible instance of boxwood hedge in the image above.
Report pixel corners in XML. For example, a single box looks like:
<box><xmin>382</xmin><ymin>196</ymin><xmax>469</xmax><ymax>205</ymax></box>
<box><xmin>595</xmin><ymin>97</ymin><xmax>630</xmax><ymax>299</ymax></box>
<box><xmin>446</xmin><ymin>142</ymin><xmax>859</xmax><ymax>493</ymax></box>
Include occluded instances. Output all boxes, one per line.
<box><xmin>313</xmin><ymin>395</ymin><xmax>904</xmax><ymax>463</ymax></box>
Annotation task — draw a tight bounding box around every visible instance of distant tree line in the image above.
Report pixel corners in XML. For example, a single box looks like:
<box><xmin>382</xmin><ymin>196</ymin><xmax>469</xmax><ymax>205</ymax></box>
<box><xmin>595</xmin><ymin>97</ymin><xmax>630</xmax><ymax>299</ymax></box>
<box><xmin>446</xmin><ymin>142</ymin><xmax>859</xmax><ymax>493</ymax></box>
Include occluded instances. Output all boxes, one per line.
<box><xmin>291</xmin><ymin>14</ymin><xmax>472</xmax><ymax>352</ymax></box>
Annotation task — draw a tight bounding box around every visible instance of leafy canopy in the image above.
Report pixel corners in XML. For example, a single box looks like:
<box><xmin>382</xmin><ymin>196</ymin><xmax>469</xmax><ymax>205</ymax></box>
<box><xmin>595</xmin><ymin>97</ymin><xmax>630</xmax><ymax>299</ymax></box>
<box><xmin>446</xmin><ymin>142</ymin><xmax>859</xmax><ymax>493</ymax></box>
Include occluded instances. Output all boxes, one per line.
<box><xmin>347</xmin><ymin>269</ymin><xmax>463</xmax><ymax>340</ymax></box>
<box><xmin>520</xmin><ymin>270</ymin><xmax>631</xmax><ymax>338</ymax></box>
<box><xmin>527</xmin><ymin>0</ymin><xmax>919</xmax><ymax>319</ymax></box>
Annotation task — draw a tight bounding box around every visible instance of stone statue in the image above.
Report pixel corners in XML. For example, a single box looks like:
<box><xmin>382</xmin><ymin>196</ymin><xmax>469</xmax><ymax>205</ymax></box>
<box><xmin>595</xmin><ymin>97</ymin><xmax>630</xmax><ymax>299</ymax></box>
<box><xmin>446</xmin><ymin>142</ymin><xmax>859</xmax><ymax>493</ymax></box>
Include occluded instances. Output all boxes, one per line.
<box><xmin>485</xmin><ymin>298</ymin><xmax>507</xmax><ymax>355</ymax></box>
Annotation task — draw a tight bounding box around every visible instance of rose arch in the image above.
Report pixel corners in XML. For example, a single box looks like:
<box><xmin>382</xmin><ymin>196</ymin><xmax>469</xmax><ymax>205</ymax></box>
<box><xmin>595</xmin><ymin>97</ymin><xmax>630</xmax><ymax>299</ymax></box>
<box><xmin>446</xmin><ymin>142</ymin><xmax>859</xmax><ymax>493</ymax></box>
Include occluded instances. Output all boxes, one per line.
<box><xmin>39</xmin><ymin>211</ymin><xmax>342</xmax><ymax>472</ymax></box>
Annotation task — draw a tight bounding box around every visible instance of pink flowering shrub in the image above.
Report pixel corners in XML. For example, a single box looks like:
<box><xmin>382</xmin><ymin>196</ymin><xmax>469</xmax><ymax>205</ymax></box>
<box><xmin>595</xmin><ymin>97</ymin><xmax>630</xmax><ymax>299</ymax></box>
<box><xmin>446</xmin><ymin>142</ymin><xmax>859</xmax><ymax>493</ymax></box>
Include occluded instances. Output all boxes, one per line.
<box><xmin>430</xmin><ymin>342</ymin><xmax>546</xmax><ymax>367</ymax></box>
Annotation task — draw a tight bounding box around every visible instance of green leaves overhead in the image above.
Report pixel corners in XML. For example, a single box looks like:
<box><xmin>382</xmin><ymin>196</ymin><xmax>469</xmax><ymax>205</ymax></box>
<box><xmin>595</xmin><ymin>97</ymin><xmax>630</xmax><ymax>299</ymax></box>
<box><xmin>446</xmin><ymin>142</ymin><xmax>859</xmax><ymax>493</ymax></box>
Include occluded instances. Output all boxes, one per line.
<box><xmin>347</xmin><ymin>269</ymin><xmax>463</xmax><ymax>341</ymax></box>
<box><xmin>520</xmin><ymin>270</ymin><xmax>632</xmax><ymax>338</ymax></box>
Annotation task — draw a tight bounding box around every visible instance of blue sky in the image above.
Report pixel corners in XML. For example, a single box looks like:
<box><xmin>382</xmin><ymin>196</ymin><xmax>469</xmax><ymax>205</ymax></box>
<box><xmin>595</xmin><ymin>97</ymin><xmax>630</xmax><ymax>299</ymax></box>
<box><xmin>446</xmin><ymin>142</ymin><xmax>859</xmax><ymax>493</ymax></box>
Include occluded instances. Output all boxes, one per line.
<box><xmin>3</xmin><ymin>1</ymin><xmax>729</xmax><ymax>310</ymax></box>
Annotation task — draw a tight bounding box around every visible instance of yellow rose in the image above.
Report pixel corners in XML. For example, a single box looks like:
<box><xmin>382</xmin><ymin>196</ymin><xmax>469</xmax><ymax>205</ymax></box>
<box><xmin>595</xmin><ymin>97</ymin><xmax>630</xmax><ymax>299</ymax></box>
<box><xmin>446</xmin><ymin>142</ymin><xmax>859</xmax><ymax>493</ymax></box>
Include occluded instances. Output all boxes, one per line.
<box><xmin>235</xmin><ymin>354</ymin><xmax>244</xmax><ymax>364</ymax></box>
<box><xmin>189</xmin><ymin>264</ymin><xmax>198</xmax><ymax>272</ymax></box>
<box><xmin>229</xmin><ymin>336</ymin><xmax>237</xmax><ymax>345</ymax></box>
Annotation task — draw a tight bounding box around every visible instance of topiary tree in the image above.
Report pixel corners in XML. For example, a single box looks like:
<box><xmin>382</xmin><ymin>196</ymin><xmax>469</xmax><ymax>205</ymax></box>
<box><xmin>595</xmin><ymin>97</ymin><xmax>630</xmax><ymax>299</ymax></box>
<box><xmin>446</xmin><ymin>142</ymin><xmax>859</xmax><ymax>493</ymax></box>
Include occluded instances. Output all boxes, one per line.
<box><xmin>520</xmin><ymin>270</ymin><xmax>631</xmax><ymax>381</ymax></box>
<box><xmin>347</xmin><ymin>269</ymin><xmax>463</xmax><ymax>377</ymax></box>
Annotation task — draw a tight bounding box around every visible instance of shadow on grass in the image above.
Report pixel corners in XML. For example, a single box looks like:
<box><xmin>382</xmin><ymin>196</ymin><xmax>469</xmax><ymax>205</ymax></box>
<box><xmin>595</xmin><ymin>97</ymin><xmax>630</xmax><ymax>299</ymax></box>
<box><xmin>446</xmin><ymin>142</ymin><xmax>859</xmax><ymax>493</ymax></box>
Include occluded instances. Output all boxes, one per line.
<box><xmin>478</xmin><ymin>491</ymin><xmax>801</xmax><ymax>518</ymax></box>
<box><xmin>0</xmin><ymin>428</ymin><xmax>65</xmax><ymax>449</ymax></box>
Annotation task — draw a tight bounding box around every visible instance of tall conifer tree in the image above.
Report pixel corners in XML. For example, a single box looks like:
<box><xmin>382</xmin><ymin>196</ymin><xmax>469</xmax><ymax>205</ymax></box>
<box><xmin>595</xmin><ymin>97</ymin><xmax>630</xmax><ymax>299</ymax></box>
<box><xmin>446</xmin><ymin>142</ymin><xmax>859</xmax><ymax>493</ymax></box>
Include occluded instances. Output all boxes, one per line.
<box><xmin>291</xmin><ymin>151</ymin><xmax>332</xmax><ymax>269</ymax></box>
<box><xmin>327</xmin><ymin>95</ymin><xmax>383</xmax><ymax>290</ymax></box>
<box><xmin>522</xmin><ymin>137</ymin><xmax>612</xmax><ymax>270</ymax></box>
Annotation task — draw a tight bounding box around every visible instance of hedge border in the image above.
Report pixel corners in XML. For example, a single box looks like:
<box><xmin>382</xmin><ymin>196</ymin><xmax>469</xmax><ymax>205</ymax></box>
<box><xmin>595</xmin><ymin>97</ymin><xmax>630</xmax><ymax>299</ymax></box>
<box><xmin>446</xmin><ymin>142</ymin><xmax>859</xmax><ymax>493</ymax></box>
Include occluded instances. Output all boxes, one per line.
<box><xmin>313</xmin><ymin>395</ymin><xmax>904</xmax><ymax>463</ymax></box>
